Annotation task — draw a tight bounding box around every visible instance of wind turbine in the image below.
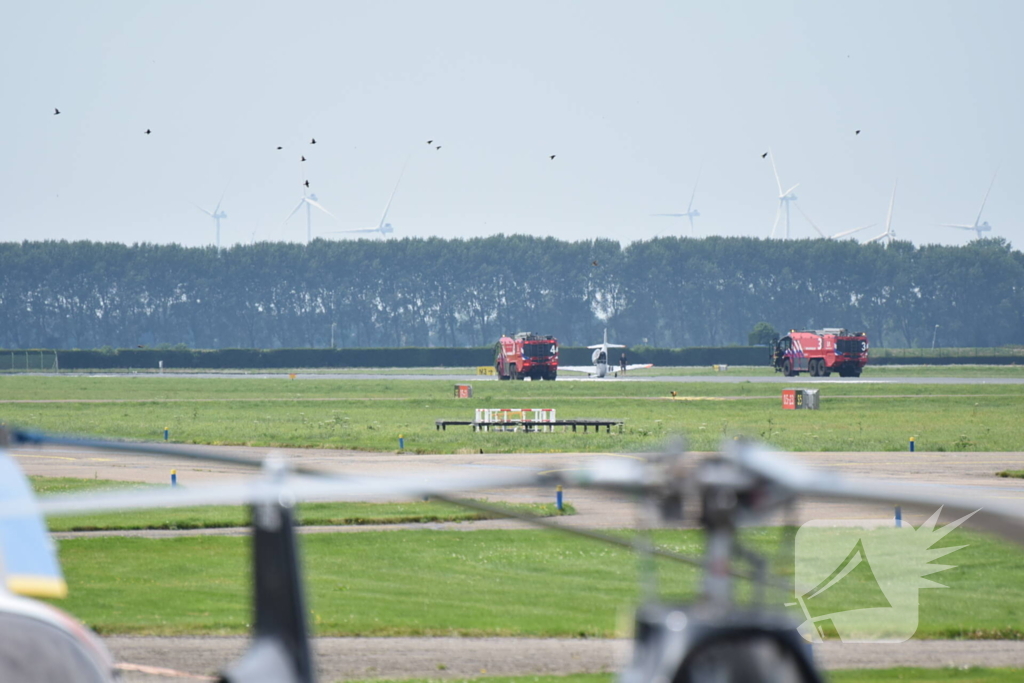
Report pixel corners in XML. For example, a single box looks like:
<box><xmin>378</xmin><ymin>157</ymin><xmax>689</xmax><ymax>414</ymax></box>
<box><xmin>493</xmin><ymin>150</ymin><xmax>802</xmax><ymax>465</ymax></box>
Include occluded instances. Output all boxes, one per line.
<box><xmin>324</xmin><ymin>160</ymin><xmax>408</xmax><ymax>238</ymax></box>
<box><xmin>651</xmin><ymin>168</ymin><xmax>701</xmax><ymax>235</ymax></box>
<box><xmin>864</xmin><ymin>181</ymin><xmax>898</xmax><ymax>245</ymax></box>
<box><xmin>796</xmin><ymin>204</ymin><xmax>874</xmax><ymax>240</ymax></box>
<box><xmin>768</xmin><ymin>149</ymin><xmax>799</xmax><ymax>238</ymax></box>
<box><xmin>284</xmin><ymin>190</ymin><xmax>335</xmax><ymax>244</ymax></box>
<box><xmin>939</xmin><ymin>170</ymin><xmax>998</xmax><ymax>240</ymax></box>
<box><xmin>195</xmin><ymin>190</ymin><xmax>228</xmax><ymax>249</ymax></box>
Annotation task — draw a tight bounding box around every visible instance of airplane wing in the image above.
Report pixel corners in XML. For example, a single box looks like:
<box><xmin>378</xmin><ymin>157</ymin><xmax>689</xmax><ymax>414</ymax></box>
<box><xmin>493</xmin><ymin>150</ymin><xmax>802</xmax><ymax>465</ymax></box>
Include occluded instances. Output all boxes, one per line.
<box><xmin>610</xmin><ymin>364</ymin><xmax>653</xmax><ymax>376</ymax></box>
<box><xmin>558</xmin><ymin>366</ymin><xmax>597</xmax><ymax>375</ymax></box>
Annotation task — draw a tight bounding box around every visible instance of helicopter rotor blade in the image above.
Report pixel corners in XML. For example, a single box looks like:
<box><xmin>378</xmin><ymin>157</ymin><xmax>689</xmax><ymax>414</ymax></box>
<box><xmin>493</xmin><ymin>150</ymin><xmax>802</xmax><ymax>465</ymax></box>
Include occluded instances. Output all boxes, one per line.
<box><xmin>725</xmin><ymin>440</ymin><xmax>1024</xmax><ymax>545</ymax></box>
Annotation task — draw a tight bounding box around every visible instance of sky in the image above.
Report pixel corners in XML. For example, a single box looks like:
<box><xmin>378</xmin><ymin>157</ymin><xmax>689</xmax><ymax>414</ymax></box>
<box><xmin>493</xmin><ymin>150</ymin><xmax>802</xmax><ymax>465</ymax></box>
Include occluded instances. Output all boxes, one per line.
<box><xmin>1</xmin><ymin>1</ymin><xmax>1021</xmax><ymax>248</ymax></box>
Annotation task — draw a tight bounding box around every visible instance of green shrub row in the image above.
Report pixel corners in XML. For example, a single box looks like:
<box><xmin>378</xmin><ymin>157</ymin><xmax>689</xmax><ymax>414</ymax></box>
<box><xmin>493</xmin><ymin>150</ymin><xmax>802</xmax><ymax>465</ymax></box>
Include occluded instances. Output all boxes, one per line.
<box><xmin>0</xmin><ymin>347</ymin><xmax>1018</xmax><ymax>370</ymax></box>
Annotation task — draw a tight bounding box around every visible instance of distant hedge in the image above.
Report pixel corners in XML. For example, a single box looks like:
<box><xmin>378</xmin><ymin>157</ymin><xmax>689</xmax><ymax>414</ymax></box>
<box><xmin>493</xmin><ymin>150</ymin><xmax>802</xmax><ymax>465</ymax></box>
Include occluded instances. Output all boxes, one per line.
<box><xmin>1</xmin><ymin>347</ymin><xmax>1018</xmax><ymax>371</ymax></box>
<box><xmin>0</xmin><ymin>346</ymin><xmax>766</xmax><ymax>370</ymax></box>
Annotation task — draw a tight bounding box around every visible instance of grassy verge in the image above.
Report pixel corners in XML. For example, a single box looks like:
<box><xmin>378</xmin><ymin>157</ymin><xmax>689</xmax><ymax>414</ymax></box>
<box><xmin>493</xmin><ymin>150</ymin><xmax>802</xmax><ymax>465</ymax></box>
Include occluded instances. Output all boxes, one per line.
<box><xmin>997</xmin><ymin>471</ymin><xmax>1024</xmax><ymax>479</ymax></box>
<box><xmin>3</xmin><ymin>378</ymin><xmax>1021</xmax><ymax>453</ymax></box>
<box><xmin>32</xmin><ymin>477</ymin><xmax>572</xmax><ymax>531</ymax></box>
<box><xmin>329</xmin><ymin>672</ymin><xmax>1024</xmax><ymax>683</ymax></box>
<box><xmin>51</xmin><ymin>527</ymin><xmax>1024</xmax><ymax>638</ymax></box>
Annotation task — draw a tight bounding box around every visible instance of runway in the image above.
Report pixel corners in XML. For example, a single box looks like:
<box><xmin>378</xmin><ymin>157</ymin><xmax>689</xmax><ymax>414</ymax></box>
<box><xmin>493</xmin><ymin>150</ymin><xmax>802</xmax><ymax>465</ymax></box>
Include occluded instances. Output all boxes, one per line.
<box><xmin>45</xmin><ymin>371</ymin><xmax>1024</xmax><ymax>384</ymax></box>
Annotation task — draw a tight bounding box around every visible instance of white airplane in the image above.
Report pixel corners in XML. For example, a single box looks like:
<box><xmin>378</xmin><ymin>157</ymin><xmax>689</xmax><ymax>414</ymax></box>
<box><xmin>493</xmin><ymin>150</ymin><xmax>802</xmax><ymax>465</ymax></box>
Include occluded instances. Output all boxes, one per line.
<box><xmin>559</xmin><ymin>329</ymin><xmax>653</xmax><ymax>378</ymax></box>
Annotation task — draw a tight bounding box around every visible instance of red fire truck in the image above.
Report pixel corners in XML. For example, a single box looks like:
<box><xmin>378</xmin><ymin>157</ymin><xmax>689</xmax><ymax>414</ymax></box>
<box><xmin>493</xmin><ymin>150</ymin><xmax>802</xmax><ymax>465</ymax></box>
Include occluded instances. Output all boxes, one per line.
<box><xmin>770</xmin><ymin>328</ymin><xmax>869</xmax><ymax>377</ymax></box>
<box><xmin>494</xmin><ymin>332</ymin><xmax>559</xmax><ymax>380</ymax></box>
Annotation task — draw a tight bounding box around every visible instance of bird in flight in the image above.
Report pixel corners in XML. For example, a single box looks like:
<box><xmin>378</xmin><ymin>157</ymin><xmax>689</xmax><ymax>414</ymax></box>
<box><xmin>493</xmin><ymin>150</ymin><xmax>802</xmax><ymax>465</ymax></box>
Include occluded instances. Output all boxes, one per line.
<box><xmin>304</xmin><ymin>180</ymin><xmax>310</xmax><ymax>188</ymax></box>
<box><xmin>427</xmin><ymin>140</ymin><xmax>433</xmax><ymax>144</ymax></box>
<box><xmin>310</xmin><ymin>138</ymin><xmax>316</xmax><ymax>144</ymax></box>
<box><xmin>276</xmin><ymin>146</ymin><xmax>283</xmax><ymax>150</ymax></box>
<box><xmin>550</xmin><ymin>155</ymin><xmax>556</xmax><ymax>160</ymax></box>
<box><xmin>855</xmin><ymin>130</ymin><xmax>861</xmax><ymax>135</ymax></box>
<box><xmin>301</xmin><ymin>156</ymin><xmax>306</xmax><ymax>162</ymax></box>
<box><xmin>761</xmin><ymin>152</ymin><xmax>768</xmax><ymax>158</ymax></box>
<box><xmin>436</xmin><ymin>145</ymin><xmax>441</xmax><ymax>150</ymax></box>
<box><xmin>591</xmin><ymin>260</ymin><xmax>599</xmax><ymax>267</ymax></box>
<box><xmin>53</xmin><ymin>108</ymin><xmax>60</xmax><ymax>115</ymax></box>
<box><xmin>145</xmin><ymin>129</ymin><xmax>151</xmax><ymax>135</ymax></box>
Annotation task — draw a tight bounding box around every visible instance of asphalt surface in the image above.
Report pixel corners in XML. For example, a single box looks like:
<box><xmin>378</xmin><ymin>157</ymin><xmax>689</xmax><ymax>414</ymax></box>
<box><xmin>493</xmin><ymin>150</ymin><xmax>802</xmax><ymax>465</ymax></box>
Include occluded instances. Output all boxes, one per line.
<box><xmin>109</xmin><ymin>636</ymin><xmax>1024</xmax><ymax>681</ymax></box>
<box><xmin>44</xmin><ymin>371</ymin><xmax>1024</xmax><ymax>384</ymax></box>
<box><xmin>15</xmin><ymin>445</ymin><xmax>1024</xmax><ymax>534</ymax></box>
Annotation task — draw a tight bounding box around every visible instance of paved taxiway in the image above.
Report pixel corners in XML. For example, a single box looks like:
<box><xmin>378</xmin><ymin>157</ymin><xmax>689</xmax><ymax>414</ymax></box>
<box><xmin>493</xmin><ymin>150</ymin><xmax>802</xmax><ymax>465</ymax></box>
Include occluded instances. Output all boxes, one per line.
<box><xmin>45</xmin><ymin>371</ymin><xmax>1024</xmax><ymax>384</ymax></box>
<box><xmin>15</xmin><ymin>445</ymin><xmax>1024</xmax><ymax>534</ymax></box>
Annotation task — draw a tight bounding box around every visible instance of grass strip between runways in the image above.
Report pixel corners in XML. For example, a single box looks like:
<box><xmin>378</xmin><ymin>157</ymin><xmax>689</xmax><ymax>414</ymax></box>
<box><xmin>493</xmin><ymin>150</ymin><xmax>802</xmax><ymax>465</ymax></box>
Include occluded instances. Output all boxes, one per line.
<box><xmin>32</xmin><ymin>477</ymin><xmax>573</xmax><ymax>532</ymax></box>
<box><xmin>51</xmin><ymin>527</ymin><xmax>1024</xmax><ymax>639</ymax></box>
<box><xmin>5</xmin><ymin>376</ymin><xmax>1022</xmax><ymax>452</ymax></box>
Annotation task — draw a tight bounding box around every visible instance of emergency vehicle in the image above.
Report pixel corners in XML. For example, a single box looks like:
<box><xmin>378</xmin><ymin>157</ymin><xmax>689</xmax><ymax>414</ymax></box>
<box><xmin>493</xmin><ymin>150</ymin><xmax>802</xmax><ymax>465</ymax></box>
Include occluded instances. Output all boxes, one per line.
<box><xmin>770</xmin><ymin>328</ymin><xmax>869</xmax><ymax>377</ymax></box>
<box><xmin>494</xmin><ymin>332</ymin><xmax>559</xmax><ymax>380</ymax></box>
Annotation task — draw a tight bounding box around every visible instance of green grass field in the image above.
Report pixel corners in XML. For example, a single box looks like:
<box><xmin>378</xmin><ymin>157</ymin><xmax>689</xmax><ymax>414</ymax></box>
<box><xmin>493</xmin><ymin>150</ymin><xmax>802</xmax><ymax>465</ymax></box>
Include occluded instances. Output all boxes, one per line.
<box><xmin>2</xmin><ymin>377</ymin><xmax>1021</xmax><ymax>453</ymax></box>
<box><xmin>51</xmin><ymin>527</ymin><xmax>1024</xmax><ymax>638</ymax></box>
<box><xmin>30</xmin><ymin>477</ymin><xmax>572</xmax><ymax>531</ymax></box>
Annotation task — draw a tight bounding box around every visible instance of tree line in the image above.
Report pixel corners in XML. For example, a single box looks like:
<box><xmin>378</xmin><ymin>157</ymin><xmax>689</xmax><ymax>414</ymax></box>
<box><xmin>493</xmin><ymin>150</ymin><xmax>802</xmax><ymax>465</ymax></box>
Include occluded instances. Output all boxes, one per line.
<box><xmin>0</xmin><ymin>236</ymin><xmax>1021</xmax><ymax>350</ymax></box>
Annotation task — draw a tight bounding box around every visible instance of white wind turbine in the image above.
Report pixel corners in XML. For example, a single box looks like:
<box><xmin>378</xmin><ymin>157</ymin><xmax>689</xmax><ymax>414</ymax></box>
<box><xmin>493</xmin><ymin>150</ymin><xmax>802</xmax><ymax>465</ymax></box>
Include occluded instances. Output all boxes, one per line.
<box><xmin>796</xmin><ymin>204</ymin><xmax>874</xmax><ymax>240</ymax></box>
<box><xmin>284</xmin><ymin>189</ymin><xmax>336</xmax><ymax>244</ymax></box>
<box><xmin>864</xmin><ymin>181</ymin><xmax>898</xmax><ymax>245</ymax></box>
<box><xmin>195</xmin><ymin>190</ymin><xmax>228</xmax><ymax>249</ymax></box>
<box><xmin>651</xmin><ymin>169</ymin><xmax>701</xmax><ymax>235</ymax></box>
<box><xmin>324</xmin><ymin>160</ymin><xmax>408</xmax><ymax>238</ymax></box>
<box><xmin>939</xmin><ymin>170</ymin><xmax>998</xmax><ymax>240</ymax></box>
<box><xmin>769</xmin><ymin>149</ymin><xmax>800</xmax><ymax>238</ymax></box>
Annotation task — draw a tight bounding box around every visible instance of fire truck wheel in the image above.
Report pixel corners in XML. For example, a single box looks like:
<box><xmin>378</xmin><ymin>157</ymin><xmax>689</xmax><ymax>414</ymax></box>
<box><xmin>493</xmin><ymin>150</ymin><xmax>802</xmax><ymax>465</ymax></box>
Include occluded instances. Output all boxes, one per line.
<box><xmin>811</xmin><ymin>359</ymin><xmax>822</xmax><ymax>377</ymax></box>
<box><xmin>782</xmin><ymin>359</ymin><xmax>793</xmax><ymax>377</ymax></box>
<box><xmin>509</xmin><ymin>365</ymin><xmax>519</xmax><ymax>380</ymax></box>
<box><xmin>497</xmin><ymin>364</ymin><xmax>509</xmax><ymax>380</ymax></box>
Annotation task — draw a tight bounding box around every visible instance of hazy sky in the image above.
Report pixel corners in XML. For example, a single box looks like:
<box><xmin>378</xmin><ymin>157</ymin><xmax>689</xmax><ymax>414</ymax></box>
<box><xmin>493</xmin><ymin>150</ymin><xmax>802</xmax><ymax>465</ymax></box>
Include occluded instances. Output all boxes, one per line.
<box><xmin>2</xmin><ymin>1</ymin><xmax>1020</xmax><ymax>248</ymax></box>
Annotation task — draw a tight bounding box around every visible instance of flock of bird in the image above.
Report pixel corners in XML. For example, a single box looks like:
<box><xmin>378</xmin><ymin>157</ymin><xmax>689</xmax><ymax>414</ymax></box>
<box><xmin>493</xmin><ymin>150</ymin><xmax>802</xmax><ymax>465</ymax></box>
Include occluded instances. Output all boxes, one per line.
<box><xmin>50</xmin><ymin>106</ymin><xmax>997</xmax><ymax>248</ymax></box>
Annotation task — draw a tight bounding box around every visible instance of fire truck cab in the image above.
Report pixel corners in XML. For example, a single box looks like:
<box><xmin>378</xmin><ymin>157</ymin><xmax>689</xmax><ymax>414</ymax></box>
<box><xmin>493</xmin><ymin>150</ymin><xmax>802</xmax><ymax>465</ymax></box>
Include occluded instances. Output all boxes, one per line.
<box><xmin>771</xmin><ymin>328</ymin><xmax>869</xmax><ymax>378</ymax></box>
<box><xmin>494</xmin><ymin>332</ymin><xmax>559</xmax><ymax>380</ymax></box>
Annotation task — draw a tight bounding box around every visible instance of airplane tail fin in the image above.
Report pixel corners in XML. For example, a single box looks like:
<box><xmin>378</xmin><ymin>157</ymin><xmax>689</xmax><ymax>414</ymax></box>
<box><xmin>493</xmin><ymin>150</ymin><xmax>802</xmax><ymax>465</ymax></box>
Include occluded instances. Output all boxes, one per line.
<box><xmin>0</xmin><ymin>443</ymin><xmax>67</xmax><ymax>598</ymax></box>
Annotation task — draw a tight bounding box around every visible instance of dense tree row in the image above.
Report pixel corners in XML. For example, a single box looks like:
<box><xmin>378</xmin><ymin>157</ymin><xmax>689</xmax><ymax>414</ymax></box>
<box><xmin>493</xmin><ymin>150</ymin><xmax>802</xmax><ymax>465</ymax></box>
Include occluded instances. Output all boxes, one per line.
<box><xmin>0</xmin><ymin>236</ymin><xmax>1021</xmax><ymax>349</ymax></box>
